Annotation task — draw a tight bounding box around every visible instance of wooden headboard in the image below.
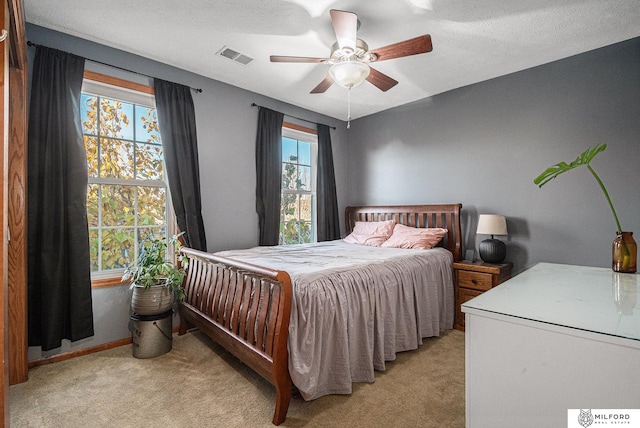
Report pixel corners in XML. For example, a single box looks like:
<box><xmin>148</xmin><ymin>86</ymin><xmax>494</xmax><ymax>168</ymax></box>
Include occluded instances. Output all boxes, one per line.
<box><xmin>344</xmin><ymin>204</ymin><xmax>463</xmax><ymax>262</ymax></box>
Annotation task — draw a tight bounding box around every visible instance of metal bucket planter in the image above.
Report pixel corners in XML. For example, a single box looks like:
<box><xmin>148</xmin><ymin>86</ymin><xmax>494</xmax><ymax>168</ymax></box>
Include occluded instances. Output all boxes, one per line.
<box><xmin>131</xmin><ymin>284</ymin><xmax>173</xmax><ymax>316</ymax></box>
<box><xmin>131</xmin><ymin>310</ymin><xmax>173</xmax><ymax>358</ymax></box>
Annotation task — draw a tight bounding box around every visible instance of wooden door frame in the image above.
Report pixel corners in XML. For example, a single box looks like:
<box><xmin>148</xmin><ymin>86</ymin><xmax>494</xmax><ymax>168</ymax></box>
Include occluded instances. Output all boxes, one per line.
<box><xmin>7</xmin><ymin>0</ymin><xmax>28</xmax><ymax>388</ymax></box>
<box><xmin>0</xmin><ymin>1</ymin><xmax>9</xmax><ymax>423</ymax></box>
<box><xmin>2</xmin><ymin>0</ymin><xmax>28</xmax><ymax>426</ymax></box>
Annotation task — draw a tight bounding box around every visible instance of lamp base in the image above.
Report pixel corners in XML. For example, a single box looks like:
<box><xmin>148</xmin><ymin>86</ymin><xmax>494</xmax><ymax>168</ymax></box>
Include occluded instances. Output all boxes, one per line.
<box><xmin>479</xmin><ymin>239</ymin><xmax>506</xmax><ymax>264</ymax></box>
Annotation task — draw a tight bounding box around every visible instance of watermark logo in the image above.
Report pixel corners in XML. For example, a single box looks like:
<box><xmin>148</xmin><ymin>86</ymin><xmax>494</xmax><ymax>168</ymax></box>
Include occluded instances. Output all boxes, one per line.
<box><xmin>568</xmin><ymin>409</ymin><xmax>640</xmax><ymax>427</ymax></box>
<box><xmin>578</xmin><ymin>409</ymin><xmax>594</xmax><ymax>427</ymax></box>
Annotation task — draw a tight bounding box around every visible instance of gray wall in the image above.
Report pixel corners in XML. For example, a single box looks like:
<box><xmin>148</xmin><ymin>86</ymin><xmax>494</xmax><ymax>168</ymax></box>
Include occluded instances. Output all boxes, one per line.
<box><xmin>25</xmin><ymin>24</ymin><xmax>348</xmax><ymax>358</ymax></box>
<box><xmin>348</xmin><ymin>37</ymin><xmax>640</xmax><ymax>275</ymax></box>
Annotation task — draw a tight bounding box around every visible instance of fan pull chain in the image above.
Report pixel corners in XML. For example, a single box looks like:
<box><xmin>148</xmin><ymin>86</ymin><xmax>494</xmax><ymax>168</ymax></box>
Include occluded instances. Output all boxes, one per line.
<box><xmin>347</xmin><ymin>87</ymin><xmax>352</xmax><ymax>129</ymax></box>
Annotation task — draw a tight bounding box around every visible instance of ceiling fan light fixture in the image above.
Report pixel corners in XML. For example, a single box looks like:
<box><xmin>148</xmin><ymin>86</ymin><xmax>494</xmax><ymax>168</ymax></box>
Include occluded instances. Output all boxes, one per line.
<box><xmin>329</xmin><ymin>61</ymin><xmax>370</xmax><ymax>89</ymax></box>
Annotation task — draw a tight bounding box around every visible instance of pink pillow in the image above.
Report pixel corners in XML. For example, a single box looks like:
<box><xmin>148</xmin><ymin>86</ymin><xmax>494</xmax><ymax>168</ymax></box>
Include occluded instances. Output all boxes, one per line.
<box><xmin>381</xmin><ymin>224</ymin><xmax>448</xmax><ymax>250</ymax></box>
<box><xmin>343</xmin><ymin>220</ymin><xmax>396</xmax><ymax>246</ymax></box>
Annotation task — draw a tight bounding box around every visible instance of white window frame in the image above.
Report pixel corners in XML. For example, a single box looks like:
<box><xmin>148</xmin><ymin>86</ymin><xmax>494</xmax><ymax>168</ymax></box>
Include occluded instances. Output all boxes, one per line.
<box><xmin>81</xmin><ymin>75</ymin><xmax>175</xmax><ymax>285</ymax></box>
<box><xmin>281</xmin><ymin>124</ymin><xmax>318</xmax><ymax>244</ymax></box>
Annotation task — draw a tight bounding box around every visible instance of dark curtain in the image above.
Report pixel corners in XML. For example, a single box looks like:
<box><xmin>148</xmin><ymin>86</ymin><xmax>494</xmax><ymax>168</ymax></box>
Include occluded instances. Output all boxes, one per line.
<box><xmin>27</xmin><ymin>46</ymin><xmax>94</xmax><ymax>351</ymax></box>
<box><xmin>154</xmin><ymin>79</ymin><xmax>207</xmax><ymax>251</ymax></box>
<box><xmin>316</xmin><ymin>124</ymin><xmax>341</xmax><ymax>241</ymax></box>
<box><xmin>255</xmin><ymin>107</ymin><xmax>284</xmax><ymax>245</ymax></box>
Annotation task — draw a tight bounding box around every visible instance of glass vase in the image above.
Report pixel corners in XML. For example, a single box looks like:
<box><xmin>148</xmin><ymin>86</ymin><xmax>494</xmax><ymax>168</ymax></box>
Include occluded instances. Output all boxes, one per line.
<box><xmin>612</xmin><ymin>231</ymin><xmax>637</xmax><ymax>273</ymax></box>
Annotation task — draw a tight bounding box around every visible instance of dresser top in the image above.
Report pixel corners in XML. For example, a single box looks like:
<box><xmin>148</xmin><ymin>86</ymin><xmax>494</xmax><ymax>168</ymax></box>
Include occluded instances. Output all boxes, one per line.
<box><xmin>461</xmin><ymin>262</ymin><xmax>640</xmax><ymax>341</ymax></box>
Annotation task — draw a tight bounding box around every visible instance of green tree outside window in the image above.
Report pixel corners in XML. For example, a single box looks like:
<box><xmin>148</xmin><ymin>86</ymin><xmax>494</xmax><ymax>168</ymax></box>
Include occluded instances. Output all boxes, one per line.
<box><xmin>81</xmin><ymin>92</ymin><xmax>168</xmax><ymax>273</ymax></box>
<box><xmin>280</xmin><ymin>136</ymin><xmax>314</xmax><ymax>244</ymax></box>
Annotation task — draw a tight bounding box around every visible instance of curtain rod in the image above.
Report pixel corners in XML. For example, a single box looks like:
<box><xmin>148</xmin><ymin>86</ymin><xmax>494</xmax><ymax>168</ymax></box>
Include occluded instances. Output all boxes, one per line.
<box><xmin>251</xmin><ymin>103</ymin><xmax>336</xmax><ymax>130</ymax></box>
<box><xmin>26</xmin><ymin>41</ymin><xmax>203</xmax><ymax>93</ymax></box>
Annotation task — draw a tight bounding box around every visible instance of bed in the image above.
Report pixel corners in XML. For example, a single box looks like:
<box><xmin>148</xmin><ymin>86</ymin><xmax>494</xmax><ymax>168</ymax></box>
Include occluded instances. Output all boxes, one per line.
<box><xmin>178</xmin><ymin>203</ymin><xmax>463</xmax><ymax>425</ymax></box>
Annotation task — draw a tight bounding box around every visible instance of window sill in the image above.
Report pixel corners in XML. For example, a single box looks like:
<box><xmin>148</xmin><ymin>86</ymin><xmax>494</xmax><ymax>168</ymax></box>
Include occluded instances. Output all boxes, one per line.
<box><xmin>91</xmin><ymin>276</ymin><xmax>129</xmax><ymax>289</ymax></box>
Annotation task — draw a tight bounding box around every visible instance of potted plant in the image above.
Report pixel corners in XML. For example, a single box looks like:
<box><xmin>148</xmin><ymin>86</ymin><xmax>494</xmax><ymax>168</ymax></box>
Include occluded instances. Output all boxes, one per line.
<box><xmin>122</xmin><ymin>233</ymin><xmax>188</xmax><ymax>315</ymax></box>
<box><xmin>534</xmin><ymin>143</ymin><xmax>636</xmax><ymax>273</ymax></box>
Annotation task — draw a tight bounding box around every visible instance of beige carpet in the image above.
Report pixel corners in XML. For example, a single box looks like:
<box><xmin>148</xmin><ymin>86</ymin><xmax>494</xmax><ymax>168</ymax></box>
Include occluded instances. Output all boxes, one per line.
<box><xmin>10</xmin><ymin>329</ymin><xmax>465</xmax><ymax>428</ymax></box>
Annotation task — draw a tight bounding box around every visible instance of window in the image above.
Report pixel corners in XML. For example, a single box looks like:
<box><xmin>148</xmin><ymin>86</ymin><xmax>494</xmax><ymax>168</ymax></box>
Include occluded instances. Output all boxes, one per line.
<box><xmin>280</xmin><ymin>124</ymin><xmax>317</xmax><ymax>245</ymax></box>
<box><xmin>81</xmin><ymin>72</ymin><xmax>172</xmax><ymax>284</ymax></box>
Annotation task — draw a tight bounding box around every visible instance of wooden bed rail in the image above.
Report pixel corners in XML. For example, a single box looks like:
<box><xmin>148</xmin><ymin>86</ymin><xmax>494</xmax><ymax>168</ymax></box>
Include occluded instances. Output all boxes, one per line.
<box><xmin>345</xmin><ymin>203</ymin><xmax>463</xmax><ymax>262</ymax></box>
<box><xmin>178</xmin><ymin>247</ymin><xmax>293</xmax><ymax>425</ymax></box>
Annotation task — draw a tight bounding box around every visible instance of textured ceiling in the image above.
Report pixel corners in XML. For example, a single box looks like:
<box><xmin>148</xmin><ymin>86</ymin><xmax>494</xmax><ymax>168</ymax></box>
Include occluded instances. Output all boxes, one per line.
<box><xmin>24</xmin><ymin>0</ymin><xmax>640</xmax><ymax>121</ymax></box>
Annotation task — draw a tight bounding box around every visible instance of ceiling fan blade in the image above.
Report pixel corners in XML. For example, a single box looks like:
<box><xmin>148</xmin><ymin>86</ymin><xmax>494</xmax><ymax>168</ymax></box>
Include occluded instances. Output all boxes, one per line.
<box><xmin>330</xmin><ymin>9</ymin><xmax>358</xmax><ymax>52</ymax></box>
<box><xmin>370</xmin><ymin>35</ymin><xmax>433</xmax><ymax>62</ymax></box>
<box><xmin>270</xmin><ymin>55</ymin><xmax>327</xmax><ymax>63</ymax></box>
<box><xmin>310</xmin><ymin>75</ymin><xmax>334</xmax><ymax>94</ymax></box>
<box><xmin>366</xmin><ymin>67</ymin><xmax>398</xmax><ymax>92</ymax></box>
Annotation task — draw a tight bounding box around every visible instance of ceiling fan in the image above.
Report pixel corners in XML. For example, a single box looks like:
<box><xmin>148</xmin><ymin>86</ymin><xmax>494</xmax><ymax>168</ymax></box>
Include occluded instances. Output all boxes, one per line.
<box><xmin>270</xmin><ymin>9</ymin><xmax>433</xmax><ymax>94</ymax></box>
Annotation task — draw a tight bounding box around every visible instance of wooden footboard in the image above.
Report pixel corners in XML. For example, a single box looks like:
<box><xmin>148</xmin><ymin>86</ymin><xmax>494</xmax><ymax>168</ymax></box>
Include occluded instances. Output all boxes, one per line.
<box><xmin>178</xmin><ymin>247</ymin><xmax>293</xmax><ymax>425</ymax></box>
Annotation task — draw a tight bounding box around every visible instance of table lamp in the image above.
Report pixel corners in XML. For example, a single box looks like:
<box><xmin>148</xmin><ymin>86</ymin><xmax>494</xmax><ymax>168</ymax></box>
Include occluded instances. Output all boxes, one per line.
<box><xmin>477</xmin><ymin>214</ymin><xmax>508</xmax><ymax>263</ymax></box>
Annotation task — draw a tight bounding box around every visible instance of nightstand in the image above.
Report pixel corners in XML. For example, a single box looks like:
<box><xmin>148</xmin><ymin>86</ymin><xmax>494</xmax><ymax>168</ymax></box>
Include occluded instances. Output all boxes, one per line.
<box><xmin>453</xmin><ymin>261</ymin><xmax>512</xmax><ymax>331</ymax></box>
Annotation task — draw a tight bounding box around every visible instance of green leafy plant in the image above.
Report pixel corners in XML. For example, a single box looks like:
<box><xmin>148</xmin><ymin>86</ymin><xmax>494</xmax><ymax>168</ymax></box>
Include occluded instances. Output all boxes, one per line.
<box><xmin>533</xmin><ymin>143</ymin><xmax>623</xmax><ymax>232</ymax></box>
<box><xmin>122</xmin><ymin>233</ymin><xmax>188</xmax><ymax>301</ymax></box>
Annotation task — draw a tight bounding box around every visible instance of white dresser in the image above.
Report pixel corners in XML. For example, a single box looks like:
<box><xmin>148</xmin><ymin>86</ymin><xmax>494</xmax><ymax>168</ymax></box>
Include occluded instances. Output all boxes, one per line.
<box><xmin>462</xmin><ymin>262</ymin><xmax>640</xmax><ymax>428</ymax></box>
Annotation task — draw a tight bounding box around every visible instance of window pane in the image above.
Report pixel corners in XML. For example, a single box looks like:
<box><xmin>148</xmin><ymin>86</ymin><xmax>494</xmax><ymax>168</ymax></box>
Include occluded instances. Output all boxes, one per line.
<box><xmin>81</xmin><ymin>94</ymin><xmax>98</xmax><ymax>136</ymax></box>
<box><xmin>135</xmin><ymin>105</ymin><xmax>161</xmax><ymax>144</ymax></box>
<box><xmin>89</xmin><ymin>229</ymin><xmax>99</xmax><ymax>272</ymax></box>
<box><xmin>298</xmin><ymin>165</ymin><xmax>311</xmax><ymax>191</ymax></box>
<box><xmin>299</xmin><ymin>220</ymin><xmax>311</xmax><ymax>243</ymax></box>
<box><xmin>101</xmin><ymin>185</ymin><xmax>135</xmax><ymax>226</ymax></box>
<box><xmin>87</xmin><ymin>184</ymin><xmax>99</xmax><ymax>227</ymax></box>
<box><xmin>298</xmin><ymin>141</ymin><xmax>311</xmax><ymax>165</ymax></box>
<box><xmin>84</xmin><ymin>136</ymin><xmax>98</xmax><ymax>177</ymax></box>
<box><xmin>138</xmin><ymin>227</ymin><xmax>165</xmax><ymax>248</ymax></box>
<box><xmin>135</xmin><ymin>142</ymin><xmax>163</xmax><ymax>180</ymax></box>
<box><xmin>99</xmin><ymin>138</ymin><xmax>134</xmax><ymax>179</ymax></box>
<box><xmin>282</xmin><ymin>193</ymin><xmax>298</xmax><ymax>223</ymax></box>
<box><xmin>99</xmin><ymin>97</ymin><xmax>134</xmax><ymax>140</ymax></box>
<box><xmin>137</xmin><ymin>187</ymin><xmax>166</xmax><ymax>226</ymax></box>
<box><xmin>299</xmin><ymin>194</ymin><xmax>312</xmax><ymax>222</ymax></box>
<box><xmin>282</xmin><ymin>163</ymin><xmax>298</xmax><ymax>190</ymax></box>
<box><xmin>282</xmin><ymin>137</ymin><xmax>297</xmax><ymax>162</ymax></box>
<box><xmin>280</xmin><ymin>219</ymin><xmax>300</xmax><ymax>245</ymax></box>
<box><xmin>101</xmin><ymin>228</ymin><xmax>134</xmax><ymax>270</ymax></box>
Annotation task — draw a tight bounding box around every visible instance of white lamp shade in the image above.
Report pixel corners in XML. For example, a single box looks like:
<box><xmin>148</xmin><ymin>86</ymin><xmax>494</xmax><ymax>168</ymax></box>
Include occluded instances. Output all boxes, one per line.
<box><xmin>477</xmin><ymin>214</ymin><xmax>508</xmax><ymax>236</ymax></box>
<box><xmin>329</xmin><ymin>61</ymin><xmax>370</xmax><ymax>89</ymax></box>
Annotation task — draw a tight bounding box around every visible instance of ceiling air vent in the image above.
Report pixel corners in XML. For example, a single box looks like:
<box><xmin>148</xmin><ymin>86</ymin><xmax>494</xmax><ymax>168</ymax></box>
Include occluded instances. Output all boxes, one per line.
<box><xmin>217</xmin><ymin>46</ymin><xmax>253</xmax><ymax>66</ymax></box>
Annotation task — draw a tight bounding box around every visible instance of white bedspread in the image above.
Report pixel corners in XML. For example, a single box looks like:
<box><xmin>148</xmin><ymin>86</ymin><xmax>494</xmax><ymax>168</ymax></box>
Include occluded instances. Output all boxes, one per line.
<box><xmin>216</xmin><ymin>240</ymin><xmax>455</xmax><ymax>400</ymax></box>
